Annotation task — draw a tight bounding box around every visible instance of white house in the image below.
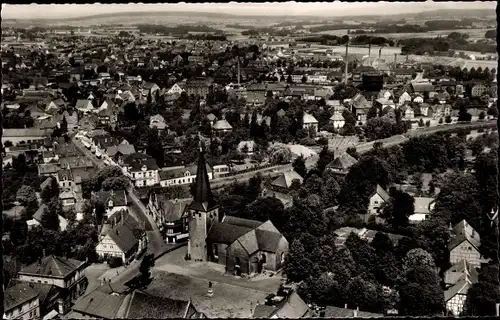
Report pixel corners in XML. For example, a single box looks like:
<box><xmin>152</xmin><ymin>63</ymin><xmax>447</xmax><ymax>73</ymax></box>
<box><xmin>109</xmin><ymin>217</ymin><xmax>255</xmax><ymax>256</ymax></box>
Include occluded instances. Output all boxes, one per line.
<box><xmin>364</xmin><ymin>185</ymin><xmax>391</xmax><ymax>223</ymax></box>
<box><xmin>167</xmin><ymin>83</ymin><xmax>184</xmax><ymax>95</ymax></box>
<box><xmin>3</xmin><ymin>282</ymin><xmax>40</xmax><ymax>320</ymax></box>
<box><xmin>413</xmin><ymin>95</ymin><xmax>424</xmax><ymax>104</ymax></box>
<box><xmin>448</xmin><ymin>220</ymin><xmax>482</xmax><ymax>268</ymax></box>
<box><xmin>75</xmin><ymin>100</ymin><xmax>94</xmax><ymax>113</ymax></box>
<box><xmin>408</xmin><ymin>197</ymin><xmax>435</xmax><ymax>223</ymax></box>
<box><xmin>122</xmin><ymin>153</ymin><xmax>159</xmax><ymax>187</ymax></box>
<box><xmin>303</xmin><ymin>113</ymin><xmax>319</xmax><ymax>133</ymax></box>
<box><xmin>94</xmin><ymin>190</ymin><xmax>128</xmax><ymax>218</ymax></box>
<box><xmin>150</xmin><ymin>114</ymin><xmax>167</xmax><ymax>130</ymax></box>
<box><xmin>158</xmin><ymin>164</ymin><xmax>213</xmax><ymax>188</ymax></box>
<box><xmin>329</xmin><ymin>112</ymin><xmax>345</xmax><ymax>129</ymax></box>
<box><xmin>398</xmin><ymin>91</ymin><xmax>412</xmax><ymax>106</ymax></box>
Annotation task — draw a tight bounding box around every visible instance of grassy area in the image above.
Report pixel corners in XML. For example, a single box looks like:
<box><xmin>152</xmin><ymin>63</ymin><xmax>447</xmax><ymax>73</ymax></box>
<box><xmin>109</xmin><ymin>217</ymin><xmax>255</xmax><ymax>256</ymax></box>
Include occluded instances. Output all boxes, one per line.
<box><xmin>146</xmin><ymin>271</ymin><xmax>268</xmax><ymax>318</ymax></box>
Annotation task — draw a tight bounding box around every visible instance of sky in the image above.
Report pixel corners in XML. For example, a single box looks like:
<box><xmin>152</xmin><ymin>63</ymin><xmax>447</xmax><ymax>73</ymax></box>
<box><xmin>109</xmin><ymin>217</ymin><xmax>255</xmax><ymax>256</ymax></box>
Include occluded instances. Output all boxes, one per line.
<box><xmin>2</xmin><ymin>1</ymin><xmax>497</xmax><ymax>19</ymax></box>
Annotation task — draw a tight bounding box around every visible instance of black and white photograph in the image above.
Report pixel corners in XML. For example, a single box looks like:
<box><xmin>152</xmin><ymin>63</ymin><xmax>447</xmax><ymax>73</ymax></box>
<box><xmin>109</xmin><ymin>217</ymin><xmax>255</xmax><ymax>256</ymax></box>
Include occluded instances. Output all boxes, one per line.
<box><xmin>1</xmin><ymin>1</ymin><xmax>498</xmax><ymax>319</ymax></box>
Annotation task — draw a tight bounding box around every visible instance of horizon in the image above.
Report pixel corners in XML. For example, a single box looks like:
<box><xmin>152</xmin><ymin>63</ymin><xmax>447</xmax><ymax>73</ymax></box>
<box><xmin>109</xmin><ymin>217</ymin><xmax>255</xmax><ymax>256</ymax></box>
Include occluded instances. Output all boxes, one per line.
<box><xmin>2</xmin><ymin>1</ymin><xmax>497</xmax><ymax>20</ymax></box>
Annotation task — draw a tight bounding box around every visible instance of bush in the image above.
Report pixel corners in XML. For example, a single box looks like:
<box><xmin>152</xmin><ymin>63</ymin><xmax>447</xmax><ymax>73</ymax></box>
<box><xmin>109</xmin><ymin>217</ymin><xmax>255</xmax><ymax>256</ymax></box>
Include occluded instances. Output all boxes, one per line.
<box><xmin>438</xmin><ymin>118</ymin><xmax>443</xmax><ymax>124</ymax></box>
<box><xmin>425</xmin><ymin>120</ymin><xmax>431</xmax><ymax>127</ymax></box>
<box><xmin>445</xmin><ymin>115</ymin><xmax>452</xmax><ymax>124</ymax></box>
<box><xmin>108</xmin><ymin>256</ymin><xmax>123</xmax><ymax>268</ymax></box>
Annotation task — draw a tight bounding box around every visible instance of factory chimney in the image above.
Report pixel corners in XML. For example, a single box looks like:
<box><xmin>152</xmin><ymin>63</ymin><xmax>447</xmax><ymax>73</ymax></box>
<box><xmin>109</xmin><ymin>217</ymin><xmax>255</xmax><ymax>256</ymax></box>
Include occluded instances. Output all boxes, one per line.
<box><xmin>344</xmin><ymin>30</ymin><xmax>349</xmax><ymax>85</ymax></box>
<box><xmin>378</xmin><ymin>47</ymin><xmax>382</xmax><ymax>60</ymax></box>
<box><xmin>237</xmin><ymin>57</ymin><xmax>241</xmax><ymax>86</ymax></box>
<box><xmin>394</xmin><ymin>53</ymin><xmax>397</xmax><ymax>66</ymax></box>
<box><xmin>368</xmin><ymin>42</ymin><xmax>371</xmax><ymax>65</ymax></box>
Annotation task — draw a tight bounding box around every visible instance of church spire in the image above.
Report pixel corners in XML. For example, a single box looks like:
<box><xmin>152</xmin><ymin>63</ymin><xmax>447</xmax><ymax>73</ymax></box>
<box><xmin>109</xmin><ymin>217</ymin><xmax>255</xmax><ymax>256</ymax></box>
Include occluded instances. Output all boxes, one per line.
<box><xmin>189</xmin><ymin>144</ymin><xmax>218</xmax><ymax>212</ymax></box>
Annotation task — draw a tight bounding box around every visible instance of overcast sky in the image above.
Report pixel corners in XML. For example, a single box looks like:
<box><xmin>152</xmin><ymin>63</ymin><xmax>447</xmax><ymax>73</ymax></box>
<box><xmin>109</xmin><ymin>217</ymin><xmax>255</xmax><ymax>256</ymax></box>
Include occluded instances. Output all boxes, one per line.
<box><xmin>2</xmin><ymin>1</ymin><xmax>497</xmax><ymax>19</ymax></box>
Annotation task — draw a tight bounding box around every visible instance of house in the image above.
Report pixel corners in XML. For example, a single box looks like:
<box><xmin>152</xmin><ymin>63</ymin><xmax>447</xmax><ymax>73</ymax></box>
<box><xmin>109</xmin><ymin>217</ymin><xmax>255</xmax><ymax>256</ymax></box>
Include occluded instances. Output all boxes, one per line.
<box><xmin>364</xmin><ymin>185</ymin><xmax>391</xmax><ymax>223</ymax></box>
<box><xmin>167</xmin><ymin>83</ymin><xmax>184</xmax><ymax>95</ymax></box>
<box><xmin>411</xmin><ymin>82</ymin><xmax>434</xmax><ymax>94</ymax></box>
<box><xmin>444</xmin><ymin>262</ymin><xmax>478</xmax><ymax>317</ymax></box>
<box><xmin>333</xmin><ymin>227</ymin><xmax>403</xmax><ymax>248</ymax></box>
<box><xmin>398</xmin><ymin>91</ymin><xmax>412</xmax><ymax>105</ymax></box>
<box><xmin>329</xmin><ymin>112</ymin><xmax>345</xmax><ymax>129</ymax></box>
<box><xmin>150</xmin><ymin>114</ymin><xmax>167</xmax><ymax>130</ymax></box>
<box><xmin>17</xmin><ymin>255</ymin><xmax>88</xmax><ymax>315</ymax></box>
<box><xmin>350</xmin><ymin>93</ymin><xmax>372</xmax><ymax>123</ymax></box>
<box><xmin>159</xmin><ymin>163</ymin><xmax>213</xmax><ymax>187</ymax></box>
<box><xmin>212</xmin><ymin>117</ymin><xmax>233</xmax><ymax>136</ymax></box>
<box><xmin>122</xmin><ymin>153</ymin><xmax>159</xmax><ymax>187</ymax></box>
<box><xmin>26</xmin><ymin>204</ymin><xmax>68</xmax><ymax>231</ymax></box>
<box><xmin>75</xmin><ymin>99</ymin><xmax>94</xmax><ymax>113</ymax></box>
<box><xmin>448</xmin><ymin>220</ymin><xmax>482</xmax><ymax>268</ymax></box>
<box><xmin>59</xmin><ymin>189</ymin><xmax>77</xmax><ymax>209</ymax></box>
<box><xmin>185</xmin><ymin>78</ymin><xmax>214</xmax><ymax>99</ymax></box>
<box><xmin>2</xmin><ymin>128</ymin><xmax>52</xmax><ymax>146</ymax></box>
<box><xmin>142</xmin><ymin>82</ymin><xmax>160</xmax><ymax>99</ymax></box>
<box><xmin>400</xmin><ymin>105</ymin><xmax>415</xmax><ymax>120</ymax></box>
<box><xmin>418</xmin><ymin>103</ymin><xmax>431</xmax><ymax>117</ymax></box>
<box><xmin>270</xmin><ymin>170</ymin><xmax>304</xmax><ymax>192</ymax></box>
<box><xmin>253</xmin><ymin>286</ymin><xmax>311</xmax><ymax>318</ymax></box>
<box><xmin>432</xmin><ymin>104</ymin><xmax>452</xmax><ymax>119</ymax></box>
<box><xmin>94</xmin><ymin>190</ymin><xmax>128</xmax><ymax>218</ymax></box>
<box><xmin>408</xmin><ymin>197</ymin><xmax>435</xmax><ymax>224</ymax></box>
<box><xmin>4</xmin><ymin>281</ymin><xmax>40</xmax><ymax>320</ymax></box>
<box><xmin>147</xmin><ymin>191</ymin><xmax>191</xmax><ymax>243</ymax></box>
<box><xmin>413</xmin><ymin>95</ymin><xmax>424</xmax><ymax>104</ymax></box>
<box><xmin>70</xmin><ymin>286</ymin><xmax>128</xmax><ymax>319</ymax></box>
<box><xmin>303</xmin><ymin>113</ymin><xmax>319</xmax><ymax>133</ymax></box>
<box><xmin>326</xmin><ymin>152</ymin><xmax>358</xmax><ymax>176</ymax></box>
<box><xmin>96</xmin><ymin>212</ymin><xmax>147</xmax><ymax>263</ymax></box>
<box><xmin>246</xmin><ymin>91</ymin><xmax>266</xmax><ymax>108</ymax></box>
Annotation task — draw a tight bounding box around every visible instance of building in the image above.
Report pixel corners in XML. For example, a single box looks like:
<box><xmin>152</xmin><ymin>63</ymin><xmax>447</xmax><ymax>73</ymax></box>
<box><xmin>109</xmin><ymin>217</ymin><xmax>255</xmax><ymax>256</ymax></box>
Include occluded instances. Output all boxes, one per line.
<box><xmin>444</xmin><ymin>261</ymin><xmax>478</xmax><ymax>317</ymax></box>
<box><xmin>147</xmin><ymin>192</ymin><xmax>191</xmax><ymax>243</ymax></box>
<box><xmin>322</xmin><ymin>305</ymin><xmax>384</xmax><ymax>318</ymax></box>
<box><xmin>270</xmin><ymin>170</ymin><xmax>304</xmax><ymax>192</ymax></box>
<box><xmin>212</xmin><ymin>117</ymin><xmax>233</xmax><ymax>136</ymax></box>
<box><xmin>96</xmin><ymin>212</ymin><xmax>147</xmax><ymax>263</ymax></box>
<box><xmin>150</xmin><ymin>114</ymin><xmax>167</xmax><ymax>130</ymax></box>
<box><xmin>26</xmin><ymin>204</ymin><xmax>68</xmax><ymax>231</ymax></box>
<box><xmin>329</xmin><ymin>112</ymin><xmax>345</xmax><ymax>129</ymax></box>
<box><xmin>350</xmin><ymin>93</ymin><xmax>372</xmax><ymax>123</ymax></box>
<box><xmin>3</xmin><ymin>281</ymin><xmax>40</xmax><ymax>320</ymax></box>
<box><xmin>471</xmin><ymin>84</ymin><xmax>487</xmax><ymax>97</ymax></box>
<box><xmin>400</xmin><ymin>105</ymin><xmax>415</xmax><ymax>120</ymax></box>
<box><xmin>363</xmin><ymin>185</ymin><xmax>391</xmax><ymax>223</ymax></box>
<box><xmin>122</xmin><ymin>153</ymin><xmax>159</xmax><ymax>187</ymax></box>
<box><xmin>94</xmin><ymin>190</ymin><xmax>128</xmax><ymax>218</ymax></box>
<box><xmin>408</xmin><ymin>197</ymin><xmax>435</xmax><ymax>224</ymax></box>
<box><xmin>207</xmin><ymin>216</ymin><xmax>289</xmax><ymax>276</ymax></box>
<box><xmin>159</xmin><ymin>163</ymin><xmax>213</xmax><ymax>187</ymax></box>
<box><xmin>185</xmin><ymin>78</ymin><xmax>214</xmax><ymax>99</ymax></box>
<box><xmin>17</xmin><ymin>255</ymin><xmax>88</xmax><ymax>315</ymax></box>
<box><xmin>303</xmin><ymin>113</ymin><xmax>319</xmax><ymax>133</ymax></box>
<box><xmin>326</xmin><ymin>152</ymin><xmax>358</xmax><ymax>176</ymax></box>
<box><xmin>448</xmin><ymin>220</ymin><xmax>482</xmax><ymax>268</ymax></box>
<box><xmin>2</xmin><ymin>128</ymin><xmax>52</xmax><ymax>146</ymax></box>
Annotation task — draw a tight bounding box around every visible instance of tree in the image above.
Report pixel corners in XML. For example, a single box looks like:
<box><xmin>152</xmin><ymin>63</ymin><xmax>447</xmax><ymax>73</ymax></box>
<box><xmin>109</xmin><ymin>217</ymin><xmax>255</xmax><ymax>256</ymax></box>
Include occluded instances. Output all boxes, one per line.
<box><xmin>287</xmin><ymin>75</ymin><xmax>293</xmax><ymax>84</ymax></box>
<box><xmin>438</xmin><ymin>117</ymin><xmax>443</xmax><ymax>124</ymax></box>
<box><xmin>244</xmin><ymin>197</ymin><xmax>285</xmax><ymax>226</ymax></box>
<box><xmin>418</xmin><ymin>118</ymin><xmax>425</xmax><ymax>127</ymax></box>
<box><xmin>41</xmin><ymin>207</ymin><xmax>59</xmax><ymax>231</ymax></box>
<box><xmin>16</xmin><ymin>185</ymin><xmax>37</xmax><ymax>205</ymax></box>
<box><xmin>102</xmin><ymin>176</ymin><xmax>130</xmax><ymax>191</ymax></box>
<box><xmin>398</xmin><ymin>273</ymin><xmax>444</xmax><ymax>316</ymax></box>
<box><xmin>478</xmin><ymin>111</ymin><xmax>486</xmax><ymax>120</ymax></box>
<box><xmin>464</xmin><ymin>264</ymin><xmax>500</xmax><ymax>316</ymax></box>
<box><xmin>402</xmin><ymin>248</ymin><xmax>436</xmax><ymax>273</ymax></box>
<box><xmin>301</xmin><ymin>75</ymin><xmax>307</xmax><ymax>83</ymax></box>
<box><xmin>126</xmin><ymin>253</ymin><xmax>155</xmax><ymax>290</ymax></box>
<box><xmin>293</xmin><ymin>155</ymin><xmax>307</xmax><ymax>178</ymax></box>
<box><xmin>60</xmin><ymin>116</ymin><xmax>68</xmax><ymax>133</ymax></box>
<box><xmin>315</xmin><ymin>146</ymin><xmax>335</xmax><ymax>175</ymax></box>
<box><xmin>40</xmin><ymin>177</ymin><xmax>60</xmax><ymax>203</ymax></box>
<box><xmin>364</xmin><ymin>117</ymin><xmax>394</xmax><ymax>141</ymax></box>
<box><xmin>268</xmin><ymin>144</ymin><xmax>292</xmax><ymax>164</ymax></box>
<box><xmin>445</xmin><ymin>115</ymin><xmax>452</xmax><ymax>123</ymax></box>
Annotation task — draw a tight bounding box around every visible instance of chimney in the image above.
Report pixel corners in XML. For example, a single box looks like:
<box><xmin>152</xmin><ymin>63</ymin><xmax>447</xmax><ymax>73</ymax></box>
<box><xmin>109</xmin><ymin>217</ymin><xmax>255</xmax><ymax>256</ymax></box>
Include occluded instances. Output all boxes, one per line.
<box><xmin>368</xmin><ymin>42</ymin><xmax>371</xmax><ymax>65</ymax></box>
<box><xmin>345</xmin><ymin>304</ymin><xmax>348</xmax><ymax>309</ymax></box>
<box><xmin>394</xmin><ymin>53</ymin><xmax>397</xmax><ymax>66</ymax></box>
<box><xmin>344</xmin><ymin>29</ymin><xmax>349</xmax><ymax>85</ymax></box>
<box><xmin>378</xmin><ymin>48</ymin><xmax>382</xmax><ymax>60</ymax></box>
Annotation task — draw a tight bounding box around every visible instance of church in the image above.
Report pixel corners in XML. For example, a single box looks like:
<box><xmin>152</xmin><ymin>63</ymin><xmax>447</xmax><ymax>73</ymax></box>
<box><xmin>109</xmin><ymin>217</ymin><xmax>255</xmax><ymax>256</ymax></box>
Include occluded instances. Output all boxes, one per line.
<box><xmin>187</xmin><ymin>147</ymin><xmax>289</xmax><ymax>277</ymax></box>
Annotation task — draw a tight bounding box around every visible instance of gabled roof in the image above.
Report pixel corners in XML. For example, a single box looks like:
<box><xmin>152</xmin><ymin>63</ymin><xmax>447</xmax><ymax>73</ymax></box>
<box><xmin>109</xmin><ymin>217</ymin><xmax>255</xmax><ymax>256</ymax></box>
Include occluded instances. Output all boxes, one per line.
<box><xmin>72</xmin><ymin>287</ymin><xmax>126</xmax><ymax>319</ymax></box>
<box><xmin>126</xmin><ymin>290</ymin><xmax>194</xmax><ymax>319</ymax></box>
<box><xmin>371</xmin><ymin>184</ymin><xmax>391</xmax><ymax>203</ymax></box>
<box><xmin>19</xmin><ymin>255</ymin><xmax>85</xmax><ymax>278</ymax></box>
<box><xmin>448</xmin><ymin>220</ymin><xmax>481</xmax><ymax>251</ymax></box>
<box><xmin>271</xmin><ymin>170</ymin><xmax>304</xmax><ymax>189</ymax></box>
<box><xmin>213</xmin><ymin>119</ymin><xmax>233</xmax><ymax>130</ymax></box>
<box><xmin>253</xmin><ymin>291</ymin><xmax>310</xmax><ymax>318</ymax></box>
<box><xmin>223</xmin><ymin>215</ymin><xmax>263</xmax><ymax>229</ymax></box>
<box><xmin>4</xmin><ymin>281</ymin><xmax>39</xmax><ymax>312</ymax></box>
<box><xmin>323</xmin><ymin>306</ymin><xmax>383</xmax><ymax>318</ymax></box>
<box><xmin>327</xmin><ymin>153</ymin><xmax>358</xmax><ymax>171</ymax></box>
<box><xmin>107</xmin><ymin>223</ymin><xmax>139</xmax><ymax>253</ymax></box>
<box><xmin>95</xmin><ymin>190</ymin><xmax>128</xmax><ymax>207</ymax></box>
<box><xmin>445</xmin><ymin>260</ymin><xmax>479</xmax><ymax>286</ymax></box>
<box><xmin>444</xmin><ymin>278</ymin><xmax>472</xmax><ymax>302</ymax></box>
<box><xmin>207</xmin><ymin>222</ymin><xmax>252</xmax><ymax>244</ymax></box>
<box><xmin>303</xmin><ymin>113</ymin><xmax>318</xmax><ymax>124</ymax></box>
<box><xmin>150</xmin><ymin>194</ymin><xmax>192</xmax><ymax>222</ymax></box>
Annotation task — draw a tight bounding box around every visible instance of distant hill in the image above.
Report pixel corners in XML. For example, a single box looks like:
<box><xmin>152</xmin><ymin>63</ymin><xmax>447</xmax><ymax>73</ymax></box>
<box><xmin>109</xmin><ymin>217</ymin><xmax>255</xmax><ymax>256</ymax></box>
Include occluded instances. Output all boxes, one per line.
<box><xmin>2</xmin><ymin>8</ymin><xmax>495</xmax><ymax>28</ymax></box>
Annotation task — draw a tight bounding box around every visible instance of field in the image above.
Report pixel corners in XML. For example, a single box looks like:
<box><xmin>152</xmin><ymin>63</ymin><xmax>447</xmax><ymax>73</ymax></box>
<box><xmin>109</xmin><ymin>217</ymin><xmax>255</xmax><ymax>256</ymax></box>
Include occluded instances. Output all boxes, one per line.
<box><xmin>317</xmin><ymin>28</ymin><xmax>491</xmax><ymax>41</ymax></box>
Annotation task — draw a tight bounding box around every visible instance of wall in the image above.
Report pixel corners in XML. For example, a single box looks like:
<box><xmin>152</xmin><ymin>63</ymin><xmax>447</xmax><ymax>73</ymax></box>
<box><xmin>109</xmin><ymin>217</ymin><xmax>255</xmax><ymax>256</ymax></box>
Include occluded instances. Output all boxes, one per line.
<box><xmin>368</xmin><ymin>193</ymin><xmax>385</xmax><ymax>215</ymax></box>
<box><xmin>4</xmin><ymin>297</ymin><xmax>40</xmax><ymax>320</ymax></box>
<box><xmin>96</xmin><ymin>235</ymin><xmax>126</xmax><ymax>262</ymax></box>
<box><xmin>1</xmin><ymin>136</ymin><xmax>46</xmax><ymax>146</ymax></box>
<box><xmin>446</xmin><ymin>293</ymin><xmax>467</xmax><ymax>316</ymax></box>
<box><xmin>188</xmin><ymin>209</ymin><xmax>208</xmax><ymax>261</ymax></box>
<box><xmin>273</xmin><ymin>237</ymin><xmax>289</xmax><ymax>271</ymax></box>
<box><xmin>19</xmin><ymin>275</ymin><xmax>65</xmax><ymax>288</ymax></box>
<box><xmin>226</xmin><ymin>240</ymin><xmax>251</xmax><ymax>275</ymax></box>
<box><xmin>450</xmin><ymin>241</ymin><xmax>481</xmax><ymax>267</ymax></box>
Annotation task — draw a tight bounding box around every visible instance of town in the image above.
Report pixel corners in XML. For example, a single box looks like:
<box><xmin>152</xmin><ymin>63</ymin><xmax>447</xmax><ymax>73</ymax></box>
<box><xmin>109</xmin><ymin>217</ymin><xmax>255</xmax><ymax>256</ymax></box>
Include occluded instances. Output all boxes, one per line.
<box><xmin>2</xmin><ymin>3</ymin><xmax>499</xmax><ymax>319</ymax></box>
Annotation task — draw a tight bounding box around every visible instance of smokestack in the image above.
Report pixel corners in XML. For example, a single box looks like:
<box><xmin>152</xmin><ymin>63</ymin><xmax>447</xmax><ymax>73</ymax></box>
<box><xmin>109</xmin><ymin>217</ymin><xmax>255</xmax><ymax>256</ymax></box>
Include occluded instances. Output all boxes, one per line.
<box><xmin>368</xmin><ymin>42</ymin><xmax>371</xmax><ymax>65</ymax></box>
<box><xmin>394</xmin><ymin>53</ymin><xmax>397</xmax><ymax>66</ymax></box>
<box><xmin>237</xmin><ymin>57</ymin><xmax>240</xmax><ymax>86</ymax></box>
<box><xmin>344</xmin><ymin>30</ymin><xmax>349</xmax><ymax>85</ymax></box>
<box><xmin>345</xmin><ymin>304</ymin><xmax>348</xmax><ymax>309</ymax></box>
<box><xmin>496</xmin><ymin>303</ymin><xmax>499</xmax><ymax>317</ymax></box>
<box><xmin>379</xmin><ymin>48</ymin><xmax>382</xmax><ymax>60</ymax></box>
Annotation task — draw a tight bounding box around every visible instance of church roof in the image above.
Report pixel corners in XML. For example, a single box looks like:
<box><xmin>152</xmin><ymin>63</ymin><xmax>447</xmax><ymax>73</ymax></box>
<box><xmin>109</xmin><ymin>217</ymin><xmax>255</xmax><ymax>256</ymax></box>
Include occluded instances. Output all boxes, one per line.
<box><xmin>188</xmin><ymin>149</ymin><xmax>218</xmax><ymax>212</ymax></box>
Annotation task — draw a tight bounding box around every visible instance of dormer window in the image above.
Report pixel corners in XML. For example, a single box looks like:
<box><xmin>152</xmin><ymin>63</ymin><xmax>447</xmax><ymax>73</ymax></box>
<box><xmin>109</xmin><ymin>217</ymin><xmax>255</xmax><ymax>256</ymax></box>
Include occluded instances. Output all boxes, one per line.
<box><xmin>184</xmin><ymin>171</ymin><xmax>190</xmax><ymax>177</ymax></box>
<box><xmin>108</xmin><ymin>200</ymin><xmax>114</xmax><ymax>207</ymax></box>
<box><xmin>142</xmin><ymin>165</ymin><xmax>147</xmax><ymax>172</ymax></box>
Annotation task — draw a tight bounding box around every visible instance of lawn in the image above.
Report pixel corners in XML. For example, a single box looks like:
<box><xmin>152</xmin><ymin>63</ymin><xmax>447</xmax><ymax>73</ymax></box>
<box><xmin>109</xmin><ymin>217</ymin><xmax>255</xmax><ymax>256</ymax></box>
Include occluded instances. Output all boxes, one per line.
<box><xmin>145</xmin><ymin>271</ymin><xmax>269</xmax><ymax>318</ymax></box>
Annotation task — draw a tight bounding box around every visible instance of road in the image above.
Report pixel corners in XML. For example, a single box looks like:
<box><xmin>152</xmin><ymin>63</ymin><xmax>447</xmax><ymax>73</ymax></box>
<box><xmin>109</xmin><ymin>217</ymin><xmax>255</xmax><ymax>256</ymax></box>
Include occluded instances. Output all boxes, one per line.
<box><xmin>72</xmin><ymin>137</ymin><xmax>166</xmax><ymax>256</ymax></box>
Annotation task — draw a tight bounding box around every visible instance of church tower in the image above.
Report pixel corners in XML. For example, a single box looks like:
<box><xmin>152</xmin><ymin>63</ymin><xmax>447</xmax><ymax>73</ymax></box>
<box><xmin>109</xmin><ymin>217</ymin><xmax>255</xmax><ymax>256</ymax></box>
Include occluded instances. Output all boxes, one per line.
<box><xmin>187</xmin><ymin>142</ymin><xmax>219</xmax><ymax>262</ymax></box>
